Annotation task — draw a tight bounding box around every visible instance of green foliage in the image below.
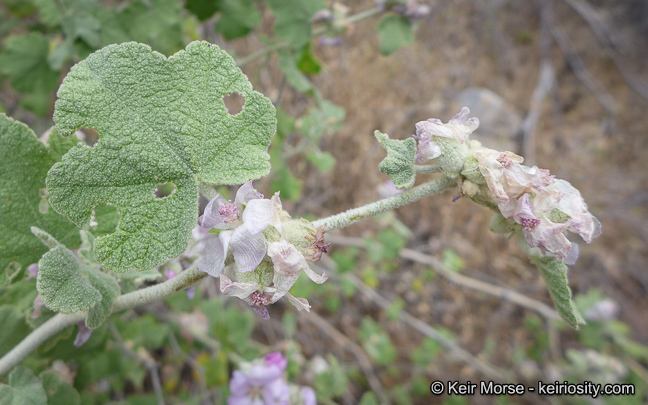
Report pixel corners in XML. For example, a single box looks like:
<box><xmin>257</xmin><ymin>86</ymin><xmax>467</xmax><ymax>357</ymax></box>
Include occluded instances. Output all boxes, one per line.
<box><xmin>268</xmin><ymin>0</ymin><xmax>327</xmax><ymax>48</ymax></box>
<box><xmin>40</xmin><ymin>370</ymin><xmax>81</xmax><ymax>405</ymax></box>
<box><xmin>306</xmin><ymin>150</ymin><xmax>336</xmax><ymax>172</ymax></box>
<box><xmin>411</xmin><ymin>338</ymin><xmax>443</xmax><ymax>366</ymax></box>
<box><xmin>0</xmin><ymin>33</ymin><xmax>59</xmax><ymax>94</ymax></box>
<box><xmin>531</xmin><ymin>255</ymin><xmax>584</xmax><ymax>329</ymax></box>
<box><xmin>0</xmin><ymin>367</ymin><xmax>47</xmax><ymax>405</ymax></box>
<box><xmin>0</xmin><ymin>306</ymin><xmax>32</xmax><ymax>358</ymax></box>
<box><xmin>215</xmin><ymin>0</ymin><xmax>262</xmax><ymax>40</ymax></box>
<box><xmin>0</xmin><ymin>115</ymin><xmax>81</xmax><ymax>278</ymax></box>
<box><xmin>360</xmin><ymin>317</ymin><xmax>397</xmax><ymax>365</ymax></box>
<box><xmin>375</xmin><ymin>130</ymin><xmax>417</xmax><ymax>189</ymax></box>
<box><xmin>119</xmin><ymin>0</ymin><xmax>184</xmax><ymax>56</ymax></box>
<box><xmin>359</xmin><ymin>392</ymin><xmax>380</xmax><ymax>405</ymax></box>
<box><xmin>48</xmin><ymin>41</ymin><xmax>276</xmax><ymax>272</ymax></box>
<box><xmin>441</xmin><ymin>248</ymin><xmax>465</xmax><ymax>273</ymax></box>
<box><xmin>119</xmin><ymin>314</ymin><xmax>169</xmax><ymax>350</ymax></box>
<box><xmin>314</xmin><ymin>355</ymin><xmax>349</xmax><ymax>401</ymax></box>
<box><xmin>278</xmin><ymin>50</ymin><xmax>313</xmax><ymax>92</ymax></box>
<box><xmin>185</xmin><ymin>0</ymin><xmax>222</xmax><ymax>21</ymax></box>
<box><xmin>377</xmin><ymin>15</ymin><xmax>414</xmax><ymax>55</ymax></box>
<box><xmin>299</xmin><ymin>99</ymin><xmax>345</xmax><ymax>142</ymax></box>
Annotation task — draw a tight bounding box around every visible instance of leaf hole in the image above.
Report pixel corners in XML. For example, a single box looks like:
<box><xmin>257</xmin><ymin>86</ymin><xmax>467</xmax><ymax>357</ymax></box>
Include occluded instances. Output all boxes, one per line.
<box><xmin>155</xmin><ymin>182</ymin><xmax>177</xmax><ymax>199</ymax></box>
<box><xmin>91</xmin><ymin>202</ymin><xmax>119</xmax><ymax>236</ymax></box>
<box><xmin>223</xmin><ymin>93</ymin><xmax>245</xmax><ymax>115</ymax></box>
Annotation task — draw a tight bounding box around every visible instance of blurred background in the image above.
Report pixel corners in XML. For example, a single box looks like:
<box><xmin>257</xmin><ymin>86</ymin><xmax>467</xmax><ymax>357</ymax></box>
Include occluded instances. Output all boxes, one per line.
<box><xmin>1</xmin><ymin>0</ymin><xmax>647</xmax><ymax>403</ymax></box>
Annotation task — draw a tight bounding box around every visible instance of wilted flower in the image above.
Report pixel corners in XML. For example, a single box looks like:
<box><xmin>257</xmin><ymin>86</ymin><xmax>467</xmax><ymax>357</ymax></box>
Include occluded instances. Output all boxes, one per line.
<box><xmin>199</xmin><ymin>182</ymin><xmax>328</xmax><ymax>318</ymax></box>
<box><xmin>472</xmin><ymin>144</ymin><xmax>600</xmax><ymax>264</ymax></box>
<box><xmin>413</xmin><ymin>107</ymin><xmax>479</xmax><ymax>162</ymax></box>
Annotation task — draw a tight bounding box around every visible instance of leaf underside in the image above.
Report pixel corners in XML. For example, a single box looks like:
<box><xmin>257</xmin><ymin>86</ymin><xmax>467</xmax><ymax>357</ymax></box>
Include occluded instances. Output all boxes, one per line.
<box><xmin>47</xmin><ymin>41</ymin><xmax>276</xmax><ymax>272</ymax></box>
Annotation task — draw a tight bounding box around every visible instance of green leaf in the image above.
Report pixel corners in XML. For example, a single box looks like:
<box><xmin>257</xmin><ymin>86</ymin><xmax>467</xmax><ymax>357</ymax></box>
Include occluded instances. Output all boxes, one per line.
<box><xmin>39</xmin><ymin>371</ymin><xmax>81</xmax><ymax>405</ymax></box>
<box><xmin>85</xmin><ymin>269</ymin><xmax>120</xmax><ymax>329</ymax></box>
<box><xmin>306</xmin><ymin>150</ymin><xmax>336</xmax><ymax>172</ymax></box>
<box><xmin>215</xmin><ymin>0</ymin><xmax>261</xmax><ymax>40</ymax></box>
<box><xmin>48</xmin><ymin>41</ymin><xmax>276</xmax><ymax>272</ymax></box>
<box><xmin>36</xmin><ymin>237</ymin><xmax>101</xmax><ymax>313</ymax></box>
<box><xmin>278</xmin><ymin>50</ymin><xmax>313</xmax><ymax>92</ymax></box>
<box><xmin>375</xmin><ymin>130</ymin><xmax>416</xmax><ymax>189</ymax></box>
<box><xmin>531</xmin><ymin>255</ymin><xmax>584</xmax><ymax>329</ymax></box>
<box><xmin>0</xmin><ymin>33</ymin><xmax>60</xmax><ymax>94</ymax></box>
<box><xmin>185</xmin><ymin>0</ymin><xmax>222</xmax><ymax>21</ymax></box>
<box><xmin>360</xmin><ymin>317</ymin><xmax>397</xmax><ymax>365</ymax></box>
<box><xmin>298</xmin><ymin>99</ymin><xmax>345</xmax><ymax>141</ymax></box>
<box><xmin>120</xmin><ymin>0</ymin><xmax>184</xmax><ymax>56</ymax></box>
<box><xmin>0</xmin><ymin>116</ymin><xmax>81</xmax><ymax>276</ymax></box>
<box><xmin>0</xmin><ymin>306</ymin><xmax>32</xmax><ymax>357</ymax></box>
<box><xmin>377</xmin><ymin>15</ymin><xmax>414</xmax><ymax>56</ymax></box>
<box><xmin>61</xmin><ymin>13</ymin><xmax>102</xmax><ymax>48</ymax></box>
<box><xmin>0</xmin><ymin>367</ymin><xmax>47</xmax><ymax>405</ymax></box>
<box><xmin>296</xmin><ymin>43</ymin><xmax>322</xmax><ymax>75</ymax></box>
<box><xmin>268</xmin><ymin>0</ymin><xmax>327</xmax><ymax>48</ymax></box>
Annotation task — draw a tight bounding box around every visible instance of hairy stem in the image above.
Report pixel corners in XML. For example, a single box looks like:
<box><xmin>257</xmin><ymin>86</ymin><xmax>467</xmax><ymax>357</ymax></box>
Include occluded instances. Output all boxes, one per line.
<box><xmin>1</xmin><ymin>176</ymin><xmax>455</xmax><ymax>375</ymax></box>
<box><xmin>313</xmin><ymin>176</ymin><xmax>456</xmax><ymax>230</ymax></box>
<box><xmin>0</xmin><ymin>264</ymin><xmax>206</xmax><ymax>376</ymax></box>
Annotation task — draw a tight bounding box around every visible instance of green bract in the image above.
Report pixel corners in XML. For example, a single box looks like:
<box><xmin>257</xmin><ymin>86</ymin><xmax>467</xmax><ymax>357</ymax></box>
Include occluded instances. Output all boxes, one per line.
<box><xmin>47</xmin><ymin>41</ymin><xmax>276</xmax><ymax>272</ymax></box>
<box><xmin>0</xmin><ymin>115</ymin><xmax>82</xmax><ymax>281</ymax></box>
<box><xmin>375</xmin><ymin>130</ymin><xmax>417</xmax><ymax>189</ymax></box>
<box><xmin>532</xmin><ymin>255</ymin><xmax>584</xmax><ymax>329</ymax></box>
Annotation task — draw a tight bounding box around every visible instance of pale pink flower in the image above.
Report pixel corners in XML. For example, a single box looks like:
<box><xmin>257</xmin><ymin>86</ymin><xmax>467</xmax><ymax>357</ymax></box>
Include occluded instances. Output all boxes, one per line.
<box><xmin>413</xmin><ymin>107</ymin><xmax>479</xmax><ymax>162</ymax></box>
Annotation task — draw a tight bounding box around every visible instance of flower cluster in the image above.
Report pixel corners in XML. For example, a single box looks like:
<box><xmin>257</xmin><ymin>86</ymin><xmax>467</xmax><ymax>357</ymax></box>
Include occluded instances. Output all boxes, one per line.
<box><xmin>198</xmin><ymin>182</ymin><xmax>329</xmax><ymax>318</ymax></box>
<box><xmin>228</xmin><ymin>352</ymin><xmax>316</xmax><ymax>405</ymax></box>
<box><xmin>412</xmin><ymin>107</ymin><xmax>600</xmax><ymax>264</ymax></box>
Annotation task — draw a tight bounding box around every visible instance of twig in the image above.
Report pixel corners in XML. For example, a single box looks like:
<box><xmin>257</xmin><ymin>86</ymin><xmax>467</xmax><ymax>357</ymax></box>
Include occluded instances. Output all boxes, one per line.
<box><xmin>299</xmin><ymin>311</ymin><xmax>391</xmax><ymax>404</ymax></box>
<box><xmin>326</xmin><ymin>235</ymin><xmax>560</xmax><ymax>321</ymax></box>
<box><xmin>312</xmin><ymin>176</ymin><xmax>456</xmax><ymax>230</ymax></box>
<box><xmin>109</xmin><ymin>323</ymin><xmax>165</xmax><ymax>405</ymax></box>
<box><xmin>345</xmin><ymin>274</ymin><xmax>514</xmax><ymax>382</ymax></box>
<box><xmin>552</xmin><ymin>23</ymin><xmax>617</xmax><ymax>114</ymax></box>
<box><xmin>560</xmin><ymin>0</ymin><xmax>618</xmax><ymax>49</ymax></box>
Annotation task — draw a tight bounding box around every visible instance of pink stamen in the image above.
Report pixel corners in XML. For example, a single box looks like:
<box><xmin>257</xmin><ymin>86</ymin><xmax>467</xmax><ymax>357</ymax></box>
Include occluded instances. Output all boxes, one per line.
<box><xmin>218</xmin><ymin>202</ymin><xmax>240</xmax><ymax>225</ymax></box>
<box><xmin>250</xmin><ymin>291</ymin><xmax>268</xmax><ymax>307</ymax></box>
<box><xmin>496</xmin><ymin>154</ymin><xmax>514</xmax><ymax>168</ymax></box>
<box><xmin>520</xmin><ymin>217</ymin><xmax>540</xmax><ymax>231</ymax></box>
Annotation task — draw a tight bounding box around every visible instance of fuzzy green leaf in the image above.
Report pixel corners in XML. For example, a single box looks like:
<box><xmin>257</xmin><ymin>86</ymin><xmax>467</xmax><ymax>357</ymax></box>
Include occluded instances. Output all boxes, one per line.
<box><xmin>532</xmin><ymin>256</ymin><xmax>584</xmax><ymax>329</ymax></box>
<box><xmin>377</xmin><ymin>15</ymin><xmax>414</xmax><ymax>56</ymax></box>
<box><xmin>39</xmin><ymin>371</ymin><xmax>81</xmax><ymax>405</ymax></box>
<box><xmin>85</xmin><ymin>269</ymin><xmax>120</xmax><ymax>328</ymax></box>
<box><xmin>0</xmin><ymin>33</ymin><xmax>60</xmax><ymax>94</ymax></box>
<box><xmin>0</xmin><ymin>115</ymin><xmax>81</xmax><ymax>277</ymax></box>
<box><xmin>48</xmin><ymin>41</ymin><xmax>276</xmax><ymax>272</ymax></box>
<box><xmin>120</xmin><ymin>0</ymin><xmax>184</xmax><ymax>56</ymax></box>
<box><xmin>0</xmin><ymin>367</ymin><xmax>47</xmax><ymax>405</ymax></box>
<box><xmin>36</xmin><ymin>240</ymin><xmax>101</xmax><ymax>313</ymax></box>
<box><xmin>278</xmin><ymin>50</ymin><xmax>313</xmax><ymax>92</ymax></box>
<box><xmin>268</xmin><ymin>0</ymin><xmax>327</xmax><ymax>48</ymax></box>
<box><xmin>215</xmin><ymin>0</ymin><xmax>261</xmax><ymax>40</ymax></box>
<box><xmin>375</xmin><ymin>130</ymin><xmax>416</xmax><ymax>189</ymax></box>
<box><xmin>0</xmin><ymin>306</ymin><xmax>32</xmax><ymax>358</ymax></box>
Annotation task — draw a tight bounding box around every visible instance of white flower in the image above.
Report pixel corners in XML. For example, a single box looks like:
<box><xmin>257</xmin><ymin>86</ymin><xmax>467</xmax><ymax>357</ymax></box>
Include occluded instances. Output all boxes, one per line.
<box><xmin>413</xmin><ymin>107</ymin><xmax>479</xmax><ymax>162</ymax></box>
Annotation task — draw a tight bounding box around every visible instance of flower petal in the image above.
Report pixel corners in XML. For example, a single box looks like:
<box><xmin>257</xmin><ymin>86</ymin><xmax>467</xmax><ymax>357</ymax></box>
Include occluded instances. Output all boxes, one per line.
<box><xmin>247</xmin><ymin>364</ymin><xmax>282</xmax><ymax>386</ymax></box>
<box><xmin>230</xmin><ymin>227</ymin><xmax>267</xmax><ymax>273</ymax></box>
<box><xmin>199</xmin><ymin>231</ymin><xmax>232</xmax><ymax>278</ymax></box>
<box><xmin>242</xmin><ymin>198</ymin><xmax>273</xmax><ymax>235</ymax></box>
<box><xmin>74</xmin><ymin>322</ymin><xmax>93</xmax><ymax>347</ymax></box>
<box><xmin>286</xmin><ymin>293</ymin><xmax>311</xmax><ymax>312</ymax></box>
<box><xmin>229</xmin><ymin>370</ymin><xmax>251</xmax><ymax>395</ymax></box>
<box><xmin>235</xmin><ymin>181</ymin><xmax>263</xmax><ymax>210</ymax></box>
<box><xmin>198</xmin><ymin>194</ymin><xmax>228</xmax><ymax>229</ymax></box>
<box><xmin>261</xmin><ymin>378</ymin><xmax>291</xmax><ymax>404</ymax></box>
<box><xmin>303</xmin><ymin>264</ymin><xmax>328</xmax><ymax>284</ymax></box>
<box><xmin>219</xmin><ymin>274</ymin><xmax>258</xmax><ymax>299</ymax></box>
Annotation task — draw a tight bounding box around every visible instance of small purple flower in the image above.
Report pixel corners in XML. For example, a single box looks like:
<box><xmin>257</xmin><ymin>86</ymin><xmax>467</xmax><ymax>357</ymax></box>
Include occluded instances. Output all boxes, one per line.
<box><xmin>74</xmin><ymin>322</ymin><xmax>93</xmax><ymax>348</ymax></box>
<box><xmin>228</xmin><ymin>354</ymin><xmax>291</xmax><ymax>405</ymax></box>
<box><xmin>301</xmin><ymin>386</ymin><xmax>317</xmax><ymax>405</ymax></box>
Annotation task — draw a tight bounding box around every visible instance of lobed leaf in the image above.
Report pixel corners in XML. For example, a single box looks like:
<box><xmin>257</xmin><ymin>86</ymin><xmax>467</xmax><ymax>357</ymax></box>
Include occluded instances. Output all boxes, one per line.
<box><xmin>0</xmin><ymin>367</ymin><xmax>47</xmax><ymax>405</ymax></box>
<box><xmin>48</xmin><ymin>41</ymin><xmax>276</xmax><ymax>272</ymax></box>
<box><xmin>375</xmin><ymin>130</ymin><xmax>417</xmax><ymax>189</ymax></box>
<box><xmin>0</xmin><ymin>115</ymin><xmax>81</xmax><ymax>279</ymax></box>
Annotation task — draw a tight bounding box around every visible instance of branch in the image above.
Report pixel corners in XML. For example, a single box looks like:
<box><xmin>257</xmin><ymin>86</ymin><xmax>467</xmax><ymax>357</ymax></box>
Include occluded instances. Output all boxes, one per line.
<box><xmin>0</xmin><ymin>264</ymin><xmax>207</xmax><ymax>376</ymax></box>
<box><xmin>345</xmin><ymin>274</ymin><xmax>515</xmax><ymax>382</ymax></box>
<box><xmin>327</xmin><ymin>234</ymin><xmax>560</xmax><ymax>321</ymax></box>
<box><xmin>313</xmin><ymin>176</ymin><xmax>456</xmax><ymax>230</ymax></box>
